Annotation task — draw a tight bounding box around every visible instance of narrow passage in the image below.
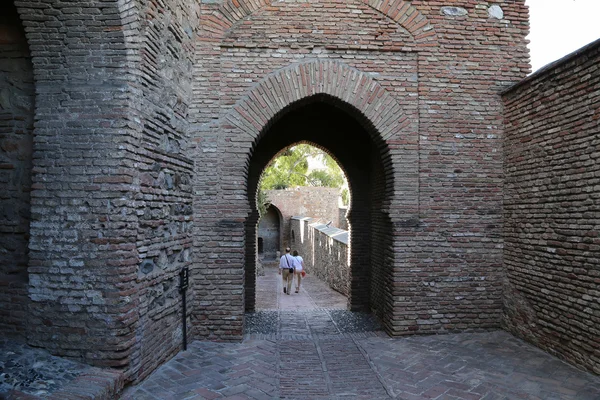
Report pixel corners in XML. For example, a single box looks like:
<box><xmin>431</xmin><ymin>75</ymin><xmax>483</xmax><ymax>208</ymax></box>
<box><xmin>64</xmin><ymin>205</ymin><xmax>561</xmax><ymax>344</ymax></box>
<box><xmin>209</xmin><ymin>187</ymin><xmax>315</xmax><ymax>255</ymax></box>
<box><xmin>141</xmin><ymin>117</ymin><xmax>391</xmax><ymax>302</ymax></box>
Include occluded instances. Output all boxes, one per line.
<box><xmin>248</xmin><ymin>264</ymin><xmax>390</xmax><ymax>398</ymax></box>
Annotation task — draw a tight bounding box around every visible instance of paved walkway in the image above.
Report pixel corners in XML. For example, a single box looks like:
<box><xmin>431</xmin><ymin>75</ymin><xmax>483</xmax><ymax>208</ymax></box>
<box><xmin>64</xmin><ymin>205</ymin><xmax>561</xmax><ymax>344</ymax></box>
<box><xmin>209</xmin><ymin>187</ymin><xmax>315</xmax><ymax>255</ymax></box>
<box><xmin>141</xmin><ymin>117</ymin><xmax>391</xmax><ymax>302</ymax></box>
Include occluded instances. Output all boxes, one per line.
<box><xmin>123</xmin><ymin>265</ymin><xmax>600</xmax><ymax>400</ymax></box>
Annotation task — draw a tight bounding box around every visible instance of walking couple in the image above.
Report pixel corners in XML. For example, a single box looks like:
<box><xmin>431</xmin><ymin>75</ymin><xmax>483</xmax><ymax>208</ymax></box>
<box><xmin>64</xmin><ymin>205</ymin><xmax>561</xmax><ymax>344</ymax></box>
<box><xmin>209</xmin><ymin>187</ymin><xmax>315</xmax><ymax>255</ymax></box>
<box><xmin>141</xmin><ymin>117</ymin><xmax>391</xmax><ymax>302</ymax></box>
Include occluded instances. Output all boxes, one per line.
<box><xmin>279</xmin><ymin>247</ymin><xmax>304</xmax><ymax>295</ymax></box>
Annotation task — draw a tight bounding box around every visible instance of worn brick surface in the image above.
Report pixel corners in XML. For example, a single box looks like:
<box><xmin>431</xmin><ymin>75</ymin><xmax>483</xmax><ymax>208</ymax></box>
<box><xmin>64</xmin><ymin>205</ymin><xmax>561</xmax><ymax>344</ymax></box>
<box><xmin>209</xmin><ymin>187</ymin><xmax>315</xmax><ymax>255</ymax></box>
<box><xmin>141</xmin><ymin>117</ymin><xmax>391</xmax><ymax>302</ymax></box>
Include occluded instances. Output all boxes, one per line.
<box><xmin>11</xmin><ymin>0</ymin><xmax>200</xmax><ymax>382</ymax></box>
<box><xmin>12</xmin><ymin>0</ymin><xmax>143</xmax><ymax>373</ymax></box>
<box><xmin>129</xmin><ymin>0</ymin><xmax>199</xmax><ymax>382</ymax></box>
<box><xmin>502</xmin><ymin>39</ymin><xmax>600</xmax><ymax>375</ymax></box>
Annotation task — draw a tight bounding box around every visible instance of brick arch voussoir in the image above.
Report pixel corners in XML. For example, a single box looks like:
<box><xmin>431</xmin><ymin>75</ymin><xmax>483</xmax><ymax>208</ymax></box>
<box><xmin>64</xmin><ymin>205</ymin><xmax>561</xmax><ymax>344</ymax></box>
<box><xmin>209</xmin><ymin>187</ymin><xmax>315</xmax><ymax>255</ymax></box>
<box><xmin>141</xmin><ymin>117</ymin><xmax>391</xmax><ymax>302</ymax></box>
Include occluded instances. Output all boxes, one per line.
<box><xmin>363</xmin><ymin>0</ymin><xmax>436</xmax><ymax>43</ymax></box>
<box><xmin>226</xmin><ymin>60</ymin><xmax>419</xmax><ymax>220</ymax></box>
<box><xmin>228</xmin><ymin>60</ymin><xmax>407</xmax><ymax>145</ymax></box>
<box><xmin>212</xmin><ymin>0</ymin><xmax>436</xmax><ymax>44</ymax></box>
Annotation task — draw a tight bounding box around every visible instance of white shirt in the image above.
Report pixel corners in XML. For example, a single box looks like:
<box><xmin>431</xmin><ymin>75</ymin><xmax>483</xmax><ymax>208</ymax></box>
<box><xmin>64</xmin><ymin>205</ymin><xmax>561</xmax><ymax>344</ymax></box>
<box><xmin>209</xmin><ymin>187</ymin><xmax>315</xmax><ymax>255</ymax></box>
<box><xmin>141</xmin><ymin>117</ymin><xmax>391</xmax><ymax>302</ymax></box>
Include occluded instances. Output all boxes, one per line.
<box><xmin>279</xmin><ymin>254</ymin><xmax>295</xmax><ymax>269</ymax></box>
<box><xmin>294</xmin><ymin>255</ymin><xmax>304</xmax><ymax>272</ymax></box>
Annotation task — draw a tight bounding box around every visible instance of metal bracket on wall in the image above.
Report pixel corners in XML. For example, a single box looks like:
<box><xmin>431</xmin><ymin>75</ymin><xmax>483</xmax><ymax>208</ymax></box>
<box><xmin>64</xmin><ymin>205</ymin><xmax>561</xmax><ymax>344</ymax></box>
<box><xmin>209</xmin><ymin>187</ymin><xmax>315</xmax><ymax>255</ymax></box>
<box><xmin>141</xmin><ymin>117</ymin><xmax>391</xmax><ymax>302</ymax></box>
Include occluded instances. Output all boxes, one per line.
<box><xmin>179</xmin><ymin>266</ymin><xmax>189</xmax><ymax>350</ymax></box>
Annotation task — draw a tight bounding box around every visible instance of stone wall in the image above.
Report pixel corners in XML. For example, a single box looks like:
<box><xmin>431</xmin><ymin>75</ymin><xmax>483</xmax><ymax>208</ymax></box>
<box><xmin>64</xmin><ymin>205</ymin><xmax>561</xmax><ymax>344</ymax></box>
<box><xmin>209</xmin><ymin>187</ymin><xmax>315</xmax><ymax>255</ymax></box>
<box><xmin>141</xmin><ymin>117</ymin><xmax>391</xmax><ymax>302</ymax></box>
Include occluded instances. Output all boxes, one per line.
<box><xmin>266</xmin><ymin>187</ymin><xmax>341</xmax><ymax>249</ymax></box>
<box><xmin>338</xmin><ymin>207</ymin><xmax>348</xmax><ymax>231</ymax></box>
<box><xmin>0</xmin><ymin>3</ymin><xmax>34</xmax><ymax>340</ymax></box>
<box><xmin>291</xmin><ymin>217</ymin><xmax>350</xmax><ymax>297</ymax></box>
<box><xmin>503</xmin><ymin>39</ymin><xmax>600</xmax><ymax>375</ymax></box>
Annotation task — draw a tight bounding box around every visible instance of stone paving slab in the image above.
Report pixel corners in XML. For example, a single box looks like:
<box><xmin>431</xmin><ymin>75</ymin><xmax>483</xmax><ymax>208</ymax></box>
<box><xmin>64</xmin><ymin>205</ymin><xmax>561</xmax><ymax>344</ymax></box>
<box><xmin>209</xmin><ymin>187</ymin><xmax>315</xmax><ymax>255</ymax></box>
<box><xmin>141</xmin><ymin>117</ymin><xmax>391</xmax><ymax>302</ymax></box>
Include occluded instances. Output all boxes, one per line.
<box><xmin>123</xmin><ymin>266</ymin><xmax>600</xmax><ymax>399</ymax></box>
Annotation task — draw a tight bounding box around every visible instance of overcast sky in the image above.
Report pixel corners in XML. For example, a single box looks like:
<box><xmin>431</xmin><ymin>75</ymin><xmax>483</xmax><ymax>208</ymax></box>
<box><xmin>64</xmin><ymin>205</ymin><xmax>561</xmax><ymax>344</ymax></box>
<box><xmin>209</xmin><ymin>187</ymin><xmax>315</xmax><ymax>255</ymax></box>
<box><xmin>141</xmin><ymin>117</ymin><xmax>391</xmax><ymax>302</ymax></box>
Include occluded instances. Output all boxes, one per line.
<box><xmin>527</xmin><ymin>0</ymin><xmax>600</xmax><ymax>72</ymax></box>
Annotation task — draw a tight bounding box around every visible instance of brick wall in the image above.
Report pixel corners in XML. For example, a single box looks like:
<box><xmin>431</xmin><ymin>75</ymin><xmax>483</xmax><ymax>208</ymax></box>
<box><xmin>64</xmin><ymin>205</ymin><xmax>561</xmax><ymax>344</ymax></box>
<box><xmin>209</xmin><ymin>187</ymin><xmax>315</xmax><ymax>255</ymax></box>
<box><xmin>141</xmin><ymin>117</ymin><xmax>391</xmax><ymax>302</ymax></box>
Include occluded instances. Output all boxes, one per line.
<box><xmin>130</xmin><ymin>0</ymin><xmax>199</xmax><ymax>382</ymax></box>
<box><xmin>266</xmin><ymin>187</ymin><xmax>341</xmax><ymax>249</ymax></box>
<box><xmin>0</xmin><ymin>3</ymin><xmax>34</xmax><ymax>340</ymax></box>
<box><xmin>13</xmin><ymin>0</ymin><xmax>142</xmax><ymax>371</ymax></box>
<box><xmin>291</xmin><ymin>217</ymin><xmax>350</xmax><ymax>297</ymax></box>
<box><xmin>192</xmin><ymin>1</ymin><xmax>529</xmax><ymax>336</ymax></box>
<box><xmin>10</xmin><ymin>0</ymin><xmax>200</xmax><ymax>381</ymax></box>
<box><xmin>503</xmin><ymin>40</ymin><xmax>600</xmax><ymax>375</ymax></box>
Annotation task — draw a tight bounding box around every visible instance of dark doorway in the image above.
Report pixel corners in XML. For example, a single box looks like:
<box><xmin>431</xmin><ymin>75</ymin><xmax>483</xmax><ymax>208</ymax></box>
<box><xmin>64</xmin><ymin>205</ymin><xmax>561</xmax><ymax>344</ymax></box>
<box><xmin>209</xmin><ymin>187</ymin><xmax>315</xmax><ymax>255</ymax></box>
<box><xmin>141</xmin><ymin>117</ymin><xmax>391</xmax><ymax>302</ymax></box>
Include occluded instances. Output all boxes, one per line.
<box><xmin>257</xmin><ymin>205</ymin><xmax>281</xmax><ymax>260</ymax></box>
<box><xmin>257</xmin><ymin>237</ymin><xmax>264</xmax><ymax>254</ymax></box>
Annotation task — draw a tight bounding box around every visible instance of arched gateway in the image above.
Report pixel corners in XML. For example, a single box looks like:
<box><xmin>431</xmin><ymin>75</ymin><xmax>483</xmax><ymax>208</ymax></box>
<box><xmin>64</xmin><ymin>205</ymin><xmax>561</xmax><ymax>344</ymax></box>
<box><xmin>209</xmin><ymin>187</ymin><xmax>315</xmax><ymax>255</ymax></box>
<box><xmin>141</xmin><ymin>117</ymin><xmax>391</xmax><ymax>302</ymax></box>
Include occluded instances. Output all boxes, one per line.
<box><xmin>3</xmin><ymin>0</ymin><xmax>532</xmax><ymax>384</ymax></box>
<box><xmin>228</xmin><ymin>60</ymin><xmax>419</xmax><ymax>319</ymax></box>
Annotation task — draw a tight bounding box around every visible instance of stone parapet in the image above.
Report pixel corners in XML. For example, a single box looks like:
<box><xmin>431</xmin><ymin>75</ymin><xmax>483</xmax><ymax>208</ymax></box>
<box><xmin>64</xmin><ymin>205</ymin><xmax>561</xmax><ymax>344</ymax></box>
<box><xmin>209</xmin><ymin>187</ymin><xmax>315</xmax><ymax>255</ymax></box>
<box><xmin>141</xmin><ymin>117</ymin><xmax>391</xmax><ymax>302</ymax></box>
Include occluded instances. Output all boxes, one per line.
<box><xmin>291</xmin><ymin>217</ymin><xmax>350</xmax><ymax>297</ymax></box>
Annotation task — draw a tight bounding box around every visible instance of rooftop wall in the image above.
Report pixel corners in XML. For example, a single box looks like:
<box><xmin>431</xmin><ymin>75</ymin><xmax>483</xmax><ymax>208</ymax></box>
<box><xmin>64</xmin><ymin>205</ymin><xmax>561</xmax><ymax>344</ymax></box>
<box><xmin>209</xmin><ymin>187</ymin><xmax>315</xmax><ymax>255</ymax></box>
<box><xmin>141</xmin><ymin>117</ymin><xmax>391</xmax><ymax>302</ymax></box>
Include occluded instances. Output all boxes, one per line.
<box><xmin>503</xmin><ymin>39</ymin><xmax>600</xmax><ymax>375</ymax></box>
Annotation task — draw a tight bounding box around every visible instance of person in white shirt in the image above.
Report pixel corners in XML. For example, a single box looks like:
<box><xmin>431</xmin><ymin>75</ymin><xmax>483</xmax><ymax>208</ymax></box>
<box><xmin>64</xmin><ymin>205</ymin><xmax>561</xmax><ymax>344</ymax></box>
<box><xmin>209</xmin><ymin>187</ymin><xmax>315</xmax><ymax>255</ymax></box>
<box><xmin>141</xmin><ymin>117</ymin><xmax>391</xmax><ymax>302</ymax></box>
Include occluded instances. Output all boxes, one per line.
<box><xmin>279</xmin><ymin>247</ymin><xmax>295</xmax><ymax>295</ymax></box>
<box><xmin>292</xmin><ymin>250</ymin><xmax>304</xmax><ymax>293</ymax></box>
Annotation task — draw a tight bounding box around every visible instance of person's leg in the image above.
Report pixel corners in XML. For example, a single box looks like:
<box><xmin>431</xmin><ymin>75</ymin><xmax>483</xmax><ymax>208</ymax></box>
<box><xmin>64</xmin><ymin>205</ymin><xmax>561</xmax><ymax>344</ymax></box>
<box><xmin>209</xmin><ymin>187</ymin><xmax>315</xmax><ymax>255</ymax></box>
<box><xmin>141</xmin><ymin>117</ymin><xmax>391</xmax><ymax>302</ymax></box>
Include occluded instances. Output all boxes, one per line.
<box><xmin>281</xmin><ymin>269</ymin><xmax>288</xmax><ymax>293</ymax></box>
<box><xmin>286</xmin><ymin>270</ymin><xmax>293</xmax><ymax>294</ymax></box>
<box><xmin>295</xmin><ymin>272</ymin><xmax>301</xmax><ymax>292</ymax></box>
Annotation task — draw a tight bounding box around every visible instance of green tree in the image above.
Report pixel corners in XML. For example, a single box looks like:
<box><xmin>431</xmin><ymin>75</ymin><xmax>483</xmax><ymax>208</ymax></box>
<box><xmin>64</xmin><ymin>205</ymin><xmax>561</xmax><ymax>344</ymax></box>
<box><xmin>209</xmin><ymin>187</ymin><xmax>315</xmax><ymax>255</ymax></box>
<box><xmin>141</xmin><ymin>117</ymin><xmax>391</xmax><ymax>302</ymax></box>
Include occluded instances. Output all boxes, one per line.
<box><xmin>256</xmin><ymin>188</ymin><xmax>271</xmax><ymax>218</ymax></box>
<box><xmin>260</xmin><ymin>144</ymin><xmax>346</xmax><ymax>191</ymax></box>
<box><xmin>340</xmin><ymin>187</ymin><xmax>350</xmax><ymax>206</ymax></box>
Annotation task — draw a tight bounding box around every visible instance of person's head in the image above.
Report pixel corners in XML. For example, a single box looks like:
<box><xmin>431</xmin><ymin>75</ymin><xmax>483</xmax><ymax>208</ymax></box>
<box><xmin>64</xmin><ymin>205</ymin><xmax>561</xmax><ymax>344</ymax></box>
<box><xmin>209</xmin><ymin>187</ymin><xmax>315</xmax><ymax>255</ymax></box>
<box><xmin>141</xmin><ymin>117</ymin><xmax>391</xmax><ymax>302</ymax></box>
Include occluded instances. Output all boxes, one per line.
<box><xmin>285</xmin><ymin>247</ymin><xmax>291</xmax><ymax>253</ymax></box>
<box><xmin>293</xmin><ymin>250</ymin><xmax>299</xmax><ymax>256</ymax></box>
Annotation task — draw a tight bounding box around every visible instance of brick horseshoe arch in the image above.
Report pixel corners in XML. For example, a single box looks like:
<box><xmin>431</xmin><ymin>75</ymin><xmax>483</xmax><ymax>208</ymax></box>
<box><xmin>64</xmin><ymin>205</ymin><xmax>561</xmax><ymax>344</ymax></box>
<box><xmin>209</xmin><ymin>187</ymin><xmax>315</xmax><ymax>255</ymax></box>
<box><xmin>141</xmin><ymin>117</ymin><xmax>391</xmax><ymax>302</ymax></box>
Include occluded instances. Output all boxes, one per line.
<box><xmin>223</xmin><ymin>59</ymin><xmax>420</xmax><ymax>326</ymax></box>
<box><xmin>226</xmin><ymin>59</ymin><xmax>419</xmax><ymax>216</ymax></box>
<box><xmin>206</xmin><ymin>0</ymin><xmax>436</xmax><ymax>44</ymax></box>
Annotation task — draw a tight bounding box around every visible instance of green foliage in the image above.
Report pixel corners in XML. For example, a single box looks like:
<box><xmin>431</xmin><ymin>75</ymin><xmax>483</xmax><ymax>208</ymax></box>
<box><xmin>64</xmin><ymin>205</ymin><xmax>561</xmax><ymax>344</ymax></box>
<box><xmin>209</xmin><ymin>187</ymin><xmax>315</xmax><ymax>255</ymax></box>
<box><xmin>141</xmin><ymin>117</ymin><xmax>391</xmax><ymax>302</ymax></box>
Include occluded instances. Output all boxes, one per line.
<box><xmin>260</xmin><ymin>144</ymin><xmax>346</xmax><ymax>191</ymax></box>
<box><xmin>306</xmin><ymin>169</ymin><xmax>344</xmax><ymax>188</ymax></box>
<box><xmin>256</xmin><ymin>188</ymin><xmax>270</xmax><ymax>218</ymax></box>
<box><xmin>340</xmin><ymin>187</ymin><xmax>350</xmax><ymax>206</ymax></box>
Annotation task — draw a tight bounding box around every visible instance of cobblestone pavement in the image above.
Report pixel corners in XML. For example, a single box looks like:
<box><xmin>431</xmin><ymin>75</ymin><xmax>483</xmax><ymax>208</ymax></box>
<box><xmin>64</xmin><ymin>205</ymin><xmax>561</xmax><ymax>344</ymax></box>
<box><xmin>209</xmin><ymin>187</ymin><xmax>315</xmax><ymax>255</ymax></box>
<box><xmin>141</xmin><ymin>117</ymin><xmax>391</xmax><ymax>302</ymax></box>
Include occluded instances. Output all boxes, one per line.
<box><xmin>123</xmin><ymin>266</ymin><xmax>600</xmax><ymax>400</ymax></box>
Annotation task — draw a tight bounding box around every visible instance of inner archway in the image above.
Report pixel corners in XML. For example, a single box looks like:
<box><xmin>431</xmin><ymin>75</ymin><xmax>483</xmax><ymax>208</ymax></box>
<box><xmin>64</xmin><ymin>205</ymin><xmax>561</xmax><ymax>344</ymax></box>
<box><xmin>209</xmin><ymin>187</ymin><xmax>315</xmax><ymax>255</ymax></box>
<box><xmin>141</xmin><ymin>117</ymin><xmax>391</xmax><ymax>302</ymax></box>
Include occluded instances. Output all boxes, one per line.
<box><xmin>245</xmin><ymin>96</ymin><xmax>393</xmax><ymax>322</ymax></box>
<box><xmin>257</xmin><ymin>204</ymin><xmax>282</xmax><ymax>260</ymax></box>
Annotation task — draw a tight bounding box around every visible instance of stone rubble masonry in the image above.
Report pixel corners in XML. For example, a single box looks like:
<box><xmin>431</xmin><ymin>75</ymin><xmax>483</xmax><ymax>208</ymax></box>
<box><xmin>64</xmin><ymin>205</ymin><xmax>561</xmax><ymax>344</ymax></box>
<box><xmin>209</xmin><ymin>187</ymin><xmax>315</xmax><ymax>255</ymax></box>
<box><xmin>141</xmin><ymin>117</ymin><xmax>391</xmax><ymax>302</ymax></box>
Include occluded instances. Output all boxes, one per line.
<box><xmin>11</xmin><ymin>0</ymin><xmax>200</xmax><ymax>384</ymax></box>
<box><xmin>129</xmin><ymin>0</ymin><xmax>199</xmax><ymax>383</ymax></box>
<box><xmin>291</xmin><ymin>216</ymin><xmax>350</xmax><ymax>298</ymax></box>
<box><xmin>266</xmin><ymin>187</ymin><xmax>342</xmax><ymax>249</ymax></box>
<box><xmin>0</xmin><ymin>3</ymin><xmax>34</xmax><ymax>340</ymax></box>
<box><xmin>502</xmin><ymin>39</ymin><xmax>600</xmax><ymax>375</ymax></box>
